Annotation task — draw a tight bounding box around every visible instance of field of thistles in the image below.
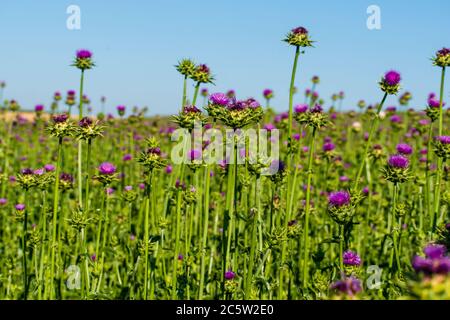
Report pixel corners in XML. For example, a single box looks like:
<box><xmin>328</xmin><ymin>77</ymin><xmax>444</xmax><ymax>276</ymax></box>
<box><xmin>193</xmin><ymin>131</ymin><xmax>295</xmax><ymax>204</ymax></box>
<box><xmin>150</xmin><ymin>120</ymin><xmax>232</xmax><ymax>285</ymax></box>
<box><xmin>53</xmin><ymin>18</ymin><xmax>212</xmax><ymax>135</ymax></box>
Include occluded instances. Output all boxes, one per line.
<box><xmin>0</xmin><ymin>29</ymin><xmax>450</xmax><ymax>302</ymax></box>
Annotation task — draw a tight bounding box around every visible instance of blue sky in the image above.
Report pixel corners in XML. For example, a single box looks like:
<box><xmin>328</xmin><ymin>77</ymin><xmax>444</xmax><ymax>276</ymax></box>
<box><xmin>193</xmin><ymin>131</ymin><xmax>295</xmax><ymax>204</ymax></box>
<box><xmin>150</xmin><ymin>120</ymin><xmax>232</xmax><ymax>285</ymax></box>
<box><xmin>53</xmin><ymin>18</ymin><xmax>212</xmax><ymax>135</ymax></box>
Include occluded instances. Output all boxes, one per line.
<box><xmin>0</xmin><ymin>0</ymin><xmax>449</xmax><ymax>115</ymax></box>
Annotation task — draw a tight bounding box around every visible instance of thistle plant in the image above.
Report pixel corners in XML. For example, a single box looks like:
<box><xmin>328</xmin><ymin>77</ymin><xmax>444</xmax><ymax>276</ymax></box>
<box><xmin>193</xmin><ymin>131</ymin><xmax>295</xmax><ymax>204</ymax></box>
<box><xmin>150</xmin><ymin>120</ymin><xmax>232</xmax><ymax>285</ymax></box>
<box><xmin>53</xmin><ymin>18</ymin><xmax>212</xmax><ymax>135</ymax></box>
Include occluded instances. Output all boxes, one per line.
<box><xmin>175</xmin><ymin>59</ymin><xmax>196</xmax><ymax>108</ymax></box>
<box><xmin>190</xmin><ymin>64</ymin><xmax>214</xmax><ymax>106</ymax></box>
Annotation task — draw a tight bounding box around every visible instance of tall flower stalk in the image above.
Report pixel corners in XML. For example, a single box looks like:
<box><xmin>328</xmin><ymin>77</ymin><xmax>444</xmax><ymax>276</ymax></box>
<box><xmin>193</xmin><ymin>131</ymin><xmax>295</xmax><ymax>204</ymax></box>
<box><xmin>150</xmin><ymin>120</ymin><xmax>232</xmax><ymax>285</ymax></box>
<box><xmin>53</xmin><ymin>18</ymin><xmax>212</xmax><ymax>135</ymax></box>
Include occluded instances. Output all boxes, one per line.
<box><xmin>354</xmin><ymin>70</ymin><xmax>401</xmax><ymax>190</ymax></box>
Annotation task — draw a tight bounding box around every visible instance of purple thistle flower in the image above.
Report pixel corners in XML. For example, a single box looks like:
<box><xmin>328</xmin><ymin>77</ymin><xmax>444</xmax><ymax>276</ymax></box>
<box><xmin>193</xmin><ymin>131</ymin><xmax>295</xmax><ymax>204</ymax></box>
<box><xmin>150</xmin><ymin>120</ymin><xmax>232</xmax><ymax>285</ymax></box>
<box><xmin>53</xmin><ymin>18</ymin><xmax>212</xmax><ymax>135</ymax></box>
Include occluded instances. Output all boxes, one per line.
<box><xmin>323</xmin><ymin>142</ymin><xmax>335</xmax><ymax>152</ymax></box>
<box><xmin>390</xmin><ymin>114</ymin><xmax>402</xmax><ymax>123</ymax></box>
<box><xmin>67</xmin><ymin>90</ymin><xmax>76</xmax><ymax>97</ymax></box>
<box><xmin>44</xmin><ymin>164</ymin><xmax>55</xmax><ymax>172</ymax></box>
<box><xmin>294</xmin><ymin>104</ymin><xmax>308</xmax><ymax>113</ymax></box>
<box><xmin>124</xmin><ymin>186</ymin><xmax>133</xmax><ymax>192</ymax></box>
<box><xmin>384</xmin><ymin>70</ymin><xmax>401</xmax><ymax>86</ymax></box>
<box><xmin>35</xmin><ymin>104</ymin><xmax>44</xmax><ymax>112</ymax></box>
<box><xmin>0</xmin><ymin>198</ymin><xmax>7</xmax><ymax>205</ymax></box>
<box><xmin>123</xmin><ymin>154</ymin><xmax>132</xmax><ymax>161</ymax></box>
<box><xmin>328</xmin><ymin>191</ymin><xmax>351</xmax><ymax>207</ymax></box>
<box><xmin>435</xmin><ymin>136</ymin><xmax>450</xmax><ymax>144</ymax></box>
<box><xmin>33</xmin><ymin>168</ymin><xmax>45</xmax><ymax>176</ymax></box>
<box><xmin>311</xmin><ymin>104</ymin><xmax>323</xmax><ymax>113</ymax></box>
<box><xmin>209</xmin><ymin>93</ymin><xmax>229</xmax><ymax>106</ymax></box>
<box><xmin>98</xmin><ymin>162</ymin><xmax>116</xmax><ymax>175</ymax></box>
<box><xmin>388</xmin><ymin>154</ymin><xmax>409</xmax><ymax>169</ymax></box>
<box><xmin>224</xmin><ymin>270</ymin><xmax>236</xmax><ymax>280</ymax></box>
<box><xmin>424</xmin><ymin>244</ymin><xmax>446</xmax><ymax>259</ymax></box>
<box><xmin>76</xmin><ymin>49</ymin><xmax>92</xmax><ymax>59</ymax></box>
<box><xmin>15</xmin><ymin>204</ymin><xmax>25</xmax><ymax>211</ymax></box>
<box><xmin>52</xmin><ymin>113</ymin><xmax>68</xmax><ymax>123</ymax></box>
<box><xmin>165</xmin><ymin>165</ymin><xmax>173</xmax><ymax>174</ymax></box>
<box><xmin>178</xmin><ymin>254</ymin><xmax>184</xmax><ymax>261</ymax></box>
<box><xmin>139</xmin><ymin>183</ymin><xmax>145</xmax><ymax>190</ymax></box>
<box><xmin>396</xmin><ymin>143</ymin><xmax>413</xmax><ymax>155</ymax></box>
<box><xmin>106</xmin><ymin>187</ymin><xmax>115</xmax><ymax>195</ymax></box>
<box><xmin>263</xmin><ymin>89</ymin><xmax>274</xmax><ymax>99</ymax></box>
<box><xmin>263</xmin><ymin>123</ymin><xmax>275</xmax><ymax>131</ymax></box>
<box><xmin>189</xmin><ymin>149</ymin><xmax>202</xmax><ymax>161</ymax></box>
<box><xmin>79</xmin><ymin>117</ymin><xmax>92</xmax><ymax>127</ymax></box>
<box><xmin>60</xmin><ymin>173</ymin><xmax>74</xmax><ymax>183</ymax></box>
<box><xmin>246</xmin><ymin>98</ymin><xmax>261</xmax><ymax>109</ymax></box>
<box><xmin>343</xmin><ymin>250</ymin><xmax>361</xmax><ymax>266</ymax></box>
<box><xmin>331</xmin><ymin>277</ymin><xmax>362</xmax><ymax>296</ymax></box>
<box><xmin>339</xmin><ymin>176</ymin><xmax>350</xmax><ymax>182</ymax></box>
<box><xmin>437</xmin><ymin>47</ymin><xmax>450</xmax><ymax>57</ymax></box>
<box><xmin>21</xmin><ymin>168</ymin><xmax>34</xmax><ymax>175</ymax></box>
<box><xmin>147</xmin><ymin>147</ymin><xmax>161</xmax><ymax>155</ymax></box>
<box><xmin>292</xmin><ymin>26</ymin><xmax>308</xmax><ymax>34</ymax></box>
<box><xmin>183</xmin><ymin>105</ymin><xmax>201</xmax><ymax>113</ymax></box>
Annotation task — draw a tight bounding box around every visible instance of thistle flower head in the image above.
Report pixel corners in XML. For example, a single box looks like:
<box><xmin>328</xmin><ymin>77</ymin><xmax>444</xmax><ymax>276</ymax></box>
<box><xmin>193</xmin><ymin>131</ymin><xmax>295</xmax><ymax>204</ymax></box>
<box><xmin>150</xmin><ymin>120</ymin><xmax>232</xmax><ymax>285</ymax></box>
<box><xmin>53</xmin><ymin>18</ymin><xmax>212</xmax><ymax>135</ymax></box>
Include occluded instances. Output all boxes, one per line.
<box><xmin>226</xmin><ymin>90</ymin><xmax>236</xmax><ymax>99</ymax></box>
<box><xmin>433</xmin><ymin>47</ymin><xmax>450</xmax><ymax>67</ymax></box>
<box><xmin>396</xmin><ymin>143</ymin><xmax>413</xmax><ymax>155</ymax></box>
<box><xmin>435</xmin><ymin>136</ymin><xmax>450</xmax><ymax>144</ymax></box>
<box><xmin>35</xmin><ymin>104</ymin><xmax>44</xmax><ymax>113</ymax></box>
<box><xmin>433</xmin><ymin>136</ymin><xmax>450</xmax><ymax>159</ymax></box>
<box><xmin>117</xmin><ymin>105</ymin><xmax>126</xmax><ymax>116</ymax></box>
<box><xmin>343</xmin><ymin>250</ymin><xmax>361</xmax><ymax>266</ymax></box>
<box><xmin>284</xmin><ymin>26</ymin><xmax>313</xmax><ymax>47</ymax></box>
<box><xmin>73</xmin><ymin>49</ymin><xmax>94</xmax><ymax>70</ymax></box>
<box><xmin>15</xmin><ymin>204</ymin><xmax>25</xmax><ymax>211</ymax></box>
<box><xmin>44</xmin><ymin>164</ymin><xmax>55</xmax><ymax>172</ymax></box>
<box><xmin>424</xmin><ymin>244</ymin><xmax>446</xmax><ymax>259</ymax></box>
<box><xmin>209</xmin><ymin>93</ymin><xmax>229</xmax><ymax>106</ymax></box>
<box><xmin>79</xmin><ymin>116</ymin><xmax>93</xmax><ymax>128</ymax></box>
<box><xmin>294</xmin><ymin>104</ymin><xmax>308</xmax><ymax>113</ymax></box>
<box><xmin>224</xmin><ymin>270</ymin><xmax>236</xmax><ymax>280</ymax></box>
<box><xmin>52</xmin><ymin>113</ymin><xmax>68</xmax><ymax>123</ymax></box>
<box><xmin>380</xmin><ymin>70</ymin><xmax>401</xmax><ymax>95</ymax></box>
<box><xmin>311</xmin><ymin>75</ymin><xmax>320</xmax><ymax>84</ymax></box>
<box><xmin>200</xmin><ymin>88</ymin><xmax>209</xmax><ymax>97</ymax></box>
<box><xmin>412</xmin><ymin>243</ymin><xmax>450</xmax><ymax>276</ymax></box>
<box><xmin>388</xmin><ymin>154</ymin><xmax>409</xmax><ymax>168</ymax></box>
<box><xmin>98</xmin><ymin>162</ymin><xmax>116</xmax><ymax>175</ymax></box>
<box><xmin>331</xmin><ymin>277</ymin><xmax>362</xmax><ymax>296</ymax></box>
<box><xmin>263</xmin><ymin>89</ymin><xmax>274</xmax><ymax>99</ymax></box>
<box><xmin>328</xmin><ymin>191</ymin><xmax>351</xmax><ymax>207</ymax></box>
<box><xmin>323</xmin><ymin>142</ymin><xmax>335</xmax><ymax>152</ymax></box>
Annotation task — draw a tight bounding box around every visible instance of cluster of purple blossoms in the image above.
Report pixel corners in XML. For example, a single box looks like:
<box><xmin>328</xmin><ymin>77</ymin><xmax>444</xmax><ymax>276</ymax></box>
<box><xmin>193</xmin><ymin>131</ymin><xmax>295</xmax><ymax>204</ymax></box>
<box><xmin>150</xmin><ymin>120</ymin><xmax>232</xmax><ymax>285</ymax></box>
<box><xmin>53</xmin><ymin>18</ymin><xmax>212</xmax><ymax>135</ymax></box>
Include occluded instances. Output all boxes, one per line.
<box><xmin>388</xmin><ymin>154</ymin><xmax>409</xmax><ymax>169</ymax></box>
<box><xmin>343</xmin><ymin>250</ymin><xmax>361</xmax><ymax>266</ymax></box>
<box><xmin>328</xmin><ymin>191</ymin><xmax>351</xmax><ymax>207</ymax></box>
<box><xmin>412</xmin><ymin>244</ymin><xmax>450</xmax><ymax>276</ymax></box>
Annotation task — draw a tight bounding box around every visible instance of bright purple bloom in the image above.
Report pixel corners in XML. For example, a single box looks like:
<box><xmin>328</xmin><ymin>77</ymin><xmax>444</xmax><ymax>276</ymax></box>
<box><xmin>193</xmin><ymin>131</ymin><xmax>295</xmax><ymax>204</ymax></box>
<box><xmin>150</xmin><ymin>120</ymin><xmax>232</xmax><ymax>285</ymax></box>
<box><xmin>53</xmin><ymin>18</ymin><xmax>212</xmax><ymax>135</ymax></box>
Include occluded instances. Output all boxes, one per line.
<box><xmin>76</xmin><ymin>49</ymin><xmax>92</xmax><ymax>59</ymax></box>
<box><xmin>44</xmin><ymin>164</ymin><xmax>55</xmax><ymax>172</ymax></box>
<box><xmin>424</xmin><ymin>244</ymin><xmax>446</xmax><ymax>259</ymax></box>
<box><xmin>189</xmin><ymin>149</ymin><xmax>202</xmax><ymax>161</ymax></box>
<box><xmin>79</xmin><ymin>117</ymin><xmax>92</xmax><ymax>127</ymax></box>
<box><xmin>33</xmin><ymin>168</ymin><xmax>45</xmax><ymax>175</ymax></box>
<box><xmin>52</xmin><ymin>113</ymin><xmax>68</xmax><ymax>123</ymax></box>
<box><xmin>15</xmin><ymin>204</ymin><xmax>25</xmax><ymax>211</ymax></box>
<box><xmin>435</xmin><ymin>136</ymin><xmax>450</xmax><ymax>144</ymax></box>
<box><xmin>209</xmin><ymin>93</ymin><xmax>229</xmax><ymax>106</ymax></box>
<box><xmin>165</xmin><ymin>165</ymin><xmax>173</xmax><ymax>174</ymax></box>
<box><xmin>263</xmin><ymin>89</ymin><xmax>273</xmax><ymax>99</ymax></box>
<box><xmin>264</xmin><ymin>123</ymin><xmax>275</xmax><ymax>131</ymax></box>
<box><xmin>390</xmin><ymin>115</ymin><xmax>402</xmax><ymax>123</ymax></box>
<box><xmin>396</xmin><ymin>143</ymin><xmax>413</xmax><ymax>155</ymax></box>
<box><xmin>323</xmin><ymin>142</ymin><xmax>335</xmax><ymax>152</ymax></box>
<box><xmin>384</xmin><ymin>70</ymin><xmax>401</xmax><ymax>86</ymax></box>
<box><xmin>98</xmin><ymin>162</ymin><xmax>116</xmax><ymax>175</ymax></box>
<box><xmin>224</xmin><ymin>270</ymin><xmax>236</xmax><ymax>280</ymax></box>
<box><xmin>35</xmin><ymin>105</ymin><xmax>44</xmax><ymax>112</ymax></box>
<box><xmin>328</xmin><ymin>191</ymin><xmax>351</xmax><ymax>207</ymax></box>
<box><xmin>21</xmin><ymin>168</ymin><xmax>34</xmax><ymax>175</ymax></box>
<box><xmin>124</xmin><ymin>186</ymin><xmax>133</xmax><ymax>192</ymax></box>
<box><xmin>106</xmin><ymin>187</ymin><xmax>115</xmax><ymax>195</ymax></box>
<box><xmin>294</xmin><ymin>104</ymin><xmax>308</xmax><ymax>113</ymax></box>
<box><xmin>388</xmin><ymin>154</ymin><xmax>409</xmax><ymax>169</ymax></box>
<box><xmin>0</xmin><ymin>198</ymin><xmax>7</xmax><ymax>205</ymax></box>
<box><xmin>343</xmin><ymin>250</ymin><xmax>361</xmax><ymax>266</ymax></box>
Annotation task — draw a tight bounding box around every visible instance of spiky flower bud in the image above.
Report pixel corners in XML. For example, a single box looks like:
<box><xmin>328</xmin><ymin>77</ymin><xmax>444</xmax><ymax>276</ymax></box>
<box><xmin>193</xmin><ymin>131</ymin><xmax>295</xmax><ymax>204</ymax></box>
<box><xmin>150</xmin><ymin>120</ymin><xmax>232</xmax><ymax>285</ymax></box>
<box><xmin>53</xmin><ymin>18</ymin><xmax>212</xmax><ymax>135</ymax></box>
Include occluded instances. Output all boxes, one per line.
<box><xmin>433</xmin><ymin>48</ymin><xmax>450</xmax><ymax>68</ymax></box>
<box><xmin>433</xmin><ymin>136</ymin><xmax>450</xmax><ymax>160</ymax></box>
<box><xmin>172</xmin><ymin>105</ymin><xmax>207</xmax><ymax>130</ymax></box>
<box><xmin>72</xmin><ymin>49</ymin><xmax>95</xmax><ymax>70</ymax></box>
<box><xmin>191</xmin><ymin>64</ymin><xmax>214</xmax><ymax>84</ymax></box>
<box><xmin>283</xmin><ymin>26</ymin><xmax>314</xmax><ymax>47</ymax></box>
<box><xmin>76</xmin><ymin>117</ymin><xmax>104</xmax><ymax>140</ymax></box>
<box><xmin>137</xmin><ymin>138</ymin><xmax>166</xmax><ymax>172</ymax></box>
<box><xmin>46</xmin><ymin>113</ymin><xmax>75</xmax><ymax>138</ymax></box>
<box><xmin>175</xmin><ymin>58</ymin><xmax>196</xmax><ymax>77</ymax></box>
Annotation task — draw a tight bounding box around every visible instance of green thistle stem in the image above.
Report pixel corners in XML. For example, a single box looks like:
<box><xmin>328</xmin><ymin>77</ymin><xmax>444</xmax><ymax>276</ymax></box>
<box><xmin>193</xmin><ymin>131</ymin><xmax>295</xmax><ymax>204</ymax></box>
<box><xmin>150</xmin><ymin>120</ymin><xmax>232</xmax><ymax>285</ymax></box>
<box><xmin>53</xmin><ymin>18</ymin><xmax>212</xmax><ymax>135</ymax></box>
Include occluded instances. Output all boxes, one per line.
<box><xmin>143</xmin><ymin>170</ymin><xmax>153</xmax><ymax>300</ymax></box>
<box><xmin>198</xmin><ymin>165</ymin><xmax>211</xmax><ymax>300</ymax></box>
<box><xmin>354</xmin><ymin>93</ymin><xmax>387</xmax><ymax>191</ymax></box>
<box><xmin>302</xmin><ymin>127</ymin><xmax>316</xmax><ymax>289</ymax></box>
<box><xmin>49</xmin><ymin>137</ymin><xmax>63</xmax><ymax>299</ymax></box>
<box><xmin>192</xmin><ymin>82</ymin><xmax>200</xmax><ymax>106</ymax></box>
